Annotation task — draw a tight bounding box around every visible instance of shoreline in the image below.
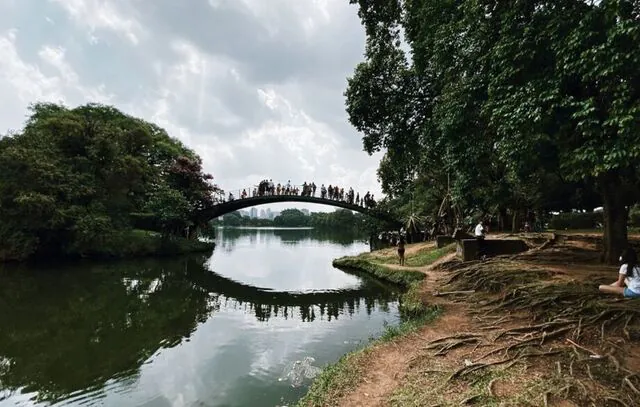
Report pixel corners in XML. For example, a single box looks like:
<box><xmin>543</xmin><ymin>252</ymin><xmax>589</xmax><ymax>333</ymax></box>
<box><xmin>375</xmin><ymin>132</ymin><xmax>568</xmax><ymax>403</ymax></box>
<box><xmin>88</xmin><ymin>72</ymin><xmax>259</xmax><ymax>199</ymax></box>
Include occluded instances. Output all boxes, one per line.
<box><xmin>297</xmin><ymin>243</ymin><xmax>450</xmax><ymax>407</ymax></box>
<box><xmin>0</xmin><ymin>229</ymin><xmax>215</xmax><ymax>263</ymax></box>
<box><xmin>298</xmin><ymin>234</ymin><xmax>640</xmax><ymax>407</ymax></box>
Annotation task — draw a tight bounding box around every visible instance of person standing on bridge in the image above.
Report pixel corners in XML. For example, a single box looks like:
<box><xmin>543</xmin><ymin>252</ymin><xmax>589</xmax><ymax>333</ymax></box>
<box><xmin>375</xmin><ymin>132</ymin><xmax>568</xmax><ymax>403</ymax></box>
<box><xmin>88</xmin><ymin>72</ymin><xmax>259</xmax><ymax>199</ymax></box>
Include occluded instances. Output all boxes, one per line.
<box><xmin>356</xmin><ymin>193</ymin><xmax>360</xmax><ymax>206</ymax></box>
<box><xmin>312</xmin><ymin>182</ymin><xmax>317</xmax><ymax>197</ymax></box>
<box><xmin>321</xmin><ymin>184</ymin><xmax>327</xmax><ymax>199</ymax></box>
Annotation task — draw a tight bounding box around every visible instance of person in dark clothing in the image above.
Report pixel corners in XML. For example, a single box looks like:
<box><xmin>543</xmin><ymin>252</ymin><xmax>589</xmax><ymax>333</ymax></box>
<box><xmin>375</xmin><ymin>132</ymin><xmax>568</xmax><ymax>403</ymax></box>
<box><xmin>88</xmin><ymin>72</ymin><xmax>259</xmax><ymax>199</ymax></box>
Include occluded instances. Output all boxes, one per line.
<box><xmin>397</xmin><ymin>236</ymin><xmax>406</xmax><ymax>266</ymax></box>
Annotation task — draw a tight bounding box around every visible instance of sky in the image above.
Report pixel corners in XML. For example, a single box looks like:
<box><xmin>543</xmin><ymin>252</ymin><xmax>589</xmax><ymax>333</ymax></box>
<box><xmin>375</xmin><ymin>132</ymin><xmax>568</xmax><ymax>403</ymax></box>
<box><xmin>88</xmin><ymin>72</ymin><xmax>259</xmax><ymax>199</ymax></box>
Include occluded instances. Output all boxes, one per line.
<box><xmin>0</xmin><ymin>0</ymin><xmax>384</xmax><ymax>214</ymax></box>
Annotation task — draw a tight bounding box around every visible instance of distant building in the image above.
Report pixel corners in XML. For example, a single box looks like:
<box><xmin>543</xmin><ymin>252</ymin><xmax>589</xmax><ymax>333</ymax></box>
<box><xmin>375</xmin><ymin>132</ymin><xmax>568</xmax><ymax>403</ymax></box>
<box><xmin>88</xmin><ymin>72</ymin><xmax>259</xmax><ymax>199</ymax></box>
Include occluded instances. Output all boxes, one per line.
<box><xmin>250</xmin><ymin>208</ymin><xmax>258</xmax><ymax>218</ymax></box>
<box><xmin>301</xmin><ymin>209</ymin><xmax>310</xmax><ymax>216</ymax></box>
<box><xmin>266</xmin><ymin>208</ymin><xmax>273</xmax><ymax>219</ymax></box>
<box><xmin>259</xmin><ymin>209</ymin><xmax>267</xmax><ymax>219</ymax></box>
<box><xmin>239</xmin><ymin>210</ymin><xmax>250</xmax><ymax>217</ymax></box>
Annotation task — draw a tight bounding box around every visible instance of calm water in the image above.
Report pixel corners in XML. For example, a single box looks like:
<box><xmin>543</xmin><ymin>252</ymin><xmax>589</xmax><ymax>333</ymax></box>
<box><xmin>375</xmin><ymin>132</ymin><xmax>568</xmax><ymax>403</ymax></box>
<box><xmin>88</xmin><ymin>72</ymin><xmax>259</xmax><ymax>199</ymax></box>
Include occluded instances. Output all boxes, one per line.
<box><xmin>0</xmin><ymin>228</ymin><xmax>402</xmax><ymax>407</ymax></box>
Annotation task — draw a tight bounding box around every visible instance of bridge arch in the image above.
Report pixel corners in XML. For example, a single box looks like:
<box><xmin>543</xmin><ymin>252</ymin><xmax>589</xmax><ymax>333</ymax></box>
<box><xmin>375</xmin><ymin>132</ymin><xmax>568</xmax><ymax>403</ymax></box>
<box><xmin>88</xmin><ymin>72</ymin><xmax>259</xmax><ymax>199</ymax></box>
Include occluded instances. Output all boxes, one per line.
<box><xmin>202</xmin><ymin>195</ymin><xmax>401</xmax><ymax>226</ymax></box>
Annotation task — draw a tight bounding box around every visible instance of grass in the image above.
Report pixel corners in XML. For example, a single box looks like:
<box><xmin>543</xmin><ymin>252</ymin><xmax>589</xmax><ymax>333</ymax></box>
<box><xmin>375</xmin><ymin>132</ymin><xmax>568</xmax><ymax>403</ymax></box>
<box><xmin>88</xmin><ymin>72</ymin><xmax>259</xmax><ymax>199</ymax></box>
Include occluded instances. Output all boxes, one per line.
<box><xmin>363</xmin><ymin>243</ymin><xmax>456</xmax><ymax>267</ymax></box>
<box><xmin>403</xmin><ymin>244</ymin><xmax>456</xmax><ymax>267</ymax></box>
<box><xmin>389</xmin><ymin>362</ymin><xmax>536</xmax><ymax>407</ymax></box>
<box><xmin>332</xmin><ymin>257</ymin><xmax>425</xmax><ymax>286</ymax></box>
<box><xmin>296</xmin><ymin>348</ymin><xmax>371</xmax><ymax>407</ymax></box>
<box><xmin>380</xmin><ymin>301</ymin><xmax>441</xmax><ymax>341</ymax></box>
<box><xmin>332</xmin><ymin>243</ymin><xmax>455</xmax><ymax>287</ymax></box>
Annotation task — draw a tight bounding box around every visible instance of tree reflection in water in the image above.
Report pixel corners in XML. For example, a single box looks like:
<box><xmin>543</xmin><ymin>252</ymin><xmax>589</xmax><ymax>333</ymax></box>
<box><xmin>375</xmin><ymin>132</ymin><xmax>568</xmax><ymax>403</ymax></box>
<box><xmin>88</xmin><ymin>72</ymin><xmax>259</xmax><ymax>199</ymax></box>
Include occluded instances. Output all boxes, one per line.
<box><xmin>216</xmin><ymin>227</ymin><xmax>368</xmax><ymax>251</ymax></box>
<box><xmin>0</xmin><ymin>253</ymin><xmax>398</xmax><ymax>405</ymax></box>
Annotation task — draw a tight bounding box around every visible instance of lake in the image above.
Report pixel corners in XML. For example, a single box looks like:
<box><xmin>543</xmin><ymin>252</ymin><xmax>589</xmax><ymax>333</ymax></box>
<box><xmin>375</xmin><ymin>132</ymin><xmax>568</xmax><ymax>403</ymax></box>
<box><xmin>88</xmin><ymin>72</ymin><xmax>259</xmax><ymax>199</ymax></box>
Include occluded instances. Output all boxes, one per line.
<box><xmin>0</xmin><ymin>228</ymin><xmax>402</xmax><ymax>407</ymax></box>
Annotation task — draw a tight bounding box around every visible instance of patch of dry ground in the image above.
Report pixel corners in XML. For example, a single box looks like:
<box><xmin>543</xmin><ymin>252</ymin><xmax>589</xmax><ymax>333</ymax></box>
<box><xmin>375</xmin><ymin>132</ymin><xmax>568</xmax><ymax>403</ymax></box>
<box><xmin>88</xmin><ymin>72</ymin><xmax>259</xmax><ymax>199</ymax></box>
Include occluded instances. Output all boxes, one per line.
<box><xmin>337</xmin><ymin>304</ymin><xmax>471</xmax><ymax>407</ymax></box>
<box><xmin>328</xmin><ymin>234</ymin><xmax>640</xmax><ymax>407</ymax></box>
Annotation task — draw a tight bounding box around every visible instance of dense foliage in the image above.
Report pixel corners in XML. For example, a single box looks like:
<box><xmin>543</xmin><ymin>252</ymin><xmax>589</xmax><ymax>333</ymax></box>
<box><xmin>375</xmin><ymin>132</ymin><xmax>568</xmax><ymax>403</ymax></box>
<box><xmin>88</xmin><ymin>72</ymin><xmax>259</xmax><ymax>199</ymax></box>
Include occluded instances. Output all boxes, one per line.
<box><xmin>0</xmin><ymin>103</ymin><xmax>218</xmax><ymax>261</ymax></box>
<box><xmin>345</xmin><ymin>0</ymin><xmax>640</xmax><ymax>262</ymax></box>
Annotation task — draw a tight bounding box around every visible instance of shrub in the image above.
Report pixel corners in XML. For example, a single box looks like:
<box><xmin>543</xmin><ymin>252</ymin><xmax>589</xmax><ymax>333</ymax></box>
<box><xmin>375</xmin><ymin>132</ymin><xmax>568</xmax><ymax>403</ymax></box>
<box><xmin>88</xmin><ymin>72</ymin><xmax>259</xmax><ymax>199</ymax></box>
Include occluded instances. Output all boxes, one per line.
<box><xmin>548</xmin><ymin>212</ymin><xmax>602</xmax><ymax>230</ymax></box>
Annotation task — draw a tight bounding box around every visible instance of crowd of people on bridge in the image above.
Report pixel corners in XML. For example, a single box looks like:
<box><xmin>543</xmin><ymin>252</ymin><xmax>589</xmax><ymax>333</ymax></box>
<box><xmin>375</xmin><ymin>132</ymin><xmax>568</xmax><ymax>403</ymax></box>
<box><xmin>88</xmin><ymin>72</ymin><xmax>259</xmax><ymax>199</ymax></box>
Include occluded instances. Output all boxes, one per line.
<box><xmin>225</xmin><ymin>179</ymin><xmax>377</xmax><ymax>209</ymax></box>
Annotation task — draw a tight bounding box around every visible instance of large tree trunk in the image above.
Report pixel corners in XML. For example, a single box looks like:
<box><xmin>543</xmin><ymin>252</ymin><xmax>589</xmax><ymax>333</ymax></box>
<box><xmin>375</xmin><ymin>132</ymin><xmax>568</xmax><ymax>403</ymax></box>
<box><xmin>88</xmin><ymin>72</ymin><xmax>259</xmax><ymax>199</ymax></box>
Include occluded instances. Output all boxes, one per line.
<box><xmin>599</xmin><ymin>171</ymin><xmax>628</xmax><ymax>264</ymax></box>
<box><xmin>511</xmin><ymin>210</ymin><xmax>519</xmax><ymax>233</ymax></box>
<box><xmin>498</xmin><ymin>207</ymin><xmax>507</xmax><ymax>232</ymax></box>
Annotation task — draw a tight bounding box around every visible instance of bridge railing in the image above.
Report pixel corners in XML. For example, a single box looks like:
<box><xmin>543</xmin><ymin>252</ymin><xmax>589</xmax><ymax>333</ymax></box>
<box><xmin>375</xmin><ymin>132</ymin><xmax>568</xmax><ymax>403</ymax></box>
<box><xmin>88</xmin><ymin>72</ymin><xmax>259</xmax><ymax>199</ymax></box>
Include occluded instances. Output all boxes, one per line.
<box><xmin>214</xmin><ymin>183</ymin><xmax>376</xmax><ymax>209</ymax></box>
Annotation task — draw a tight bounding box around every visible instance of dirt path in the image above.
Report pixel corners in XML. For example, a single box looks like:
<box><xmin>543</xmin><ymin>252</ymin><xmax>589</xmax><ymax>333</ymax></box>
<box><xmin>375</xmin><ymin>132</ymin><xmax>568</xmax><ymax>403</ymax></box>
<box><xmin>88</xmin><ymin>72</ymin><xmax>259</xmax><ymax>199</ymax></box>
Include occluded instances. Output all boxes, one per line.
<box><xmin>328</xmin><ymin>237</ymin><xmax>640</xmax><ymax>407</ymax></box>
<box><xmin>337</xmin><ymin>303</ymin><xmax>471</xmax><ymax>407</ymax></box>
<box><xmin>335</xmin><ymin>260</ymin><xmax>471</xmax><ymax>407</ymax></box>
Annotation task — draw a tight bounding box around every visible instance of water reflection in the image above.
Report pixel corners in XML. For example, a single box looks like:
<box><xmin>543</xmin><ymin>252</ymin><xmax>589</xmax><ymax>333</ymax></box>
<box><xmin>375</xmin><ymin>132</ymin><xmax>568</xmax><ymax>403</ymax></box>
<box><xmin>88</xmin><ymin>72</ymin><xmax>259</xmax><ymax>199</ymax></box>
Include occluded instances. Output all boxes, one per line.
<box><xmin>0</xmin><ymin>245</ymin><xmax>398</xmax><ymax>406</ymax></box>
<box><xmin>216</xmin><ymin>227</ymin><xmax>367</xmax><ymax>251</ymax></box>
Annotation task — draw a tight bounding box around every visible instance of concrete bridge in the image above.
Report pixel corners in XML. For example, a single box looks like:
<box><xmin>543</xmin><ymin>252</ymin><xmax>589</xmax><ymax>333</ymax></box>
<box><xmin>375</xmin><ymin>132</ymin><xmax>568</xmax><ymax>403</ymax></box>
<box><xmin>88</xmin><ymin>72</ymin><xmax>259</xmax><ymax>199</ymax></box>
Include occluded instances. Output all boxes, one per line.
<box><xmin>203</xmin><ymin>187</ymin><xmax>402</xmax><ymax>226</ymax></box>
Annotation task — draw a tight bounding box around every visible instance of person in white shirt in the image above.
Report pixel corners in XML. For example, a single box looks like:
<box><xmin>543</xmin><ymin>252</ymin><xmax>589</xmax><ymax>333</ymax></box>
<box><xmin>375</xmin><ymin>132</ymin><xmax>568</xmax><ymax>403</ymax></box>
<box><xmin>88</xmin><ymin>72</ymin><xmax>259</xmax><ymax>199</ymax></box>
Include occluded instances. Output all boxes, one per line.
<box><xmin>599</xmin><ymin>248</ymin><xmax>640</xmax><ymax>298</ymax></box>
<box><xmin>474</xmin><ymin>220</ymin><xmax>486</xmax><ymax>239</ymax></box>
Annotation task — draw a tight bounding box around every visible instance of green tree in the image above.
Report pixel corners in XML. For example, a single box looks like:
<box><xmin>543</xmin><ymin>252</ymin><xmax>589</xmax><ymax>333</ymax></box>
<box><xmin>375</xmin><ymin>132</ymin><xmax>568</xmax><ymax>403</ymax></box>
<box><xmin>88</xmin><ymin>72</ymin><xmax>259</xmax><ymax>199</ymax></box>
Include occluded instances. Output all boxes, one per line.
<box><xmin>274</xmin><ymin>209</ymin><xmax>310</xmax><ymax>227</ymax></box>
<box><xmin>345</xmin><ymin>0</ymin><xmax>640</xmax><ymax>262</ymax></box>
<box><xmin>0</xmin><ymin>103</ymin><xmax>218</xmax><ymax>260</ymax></box>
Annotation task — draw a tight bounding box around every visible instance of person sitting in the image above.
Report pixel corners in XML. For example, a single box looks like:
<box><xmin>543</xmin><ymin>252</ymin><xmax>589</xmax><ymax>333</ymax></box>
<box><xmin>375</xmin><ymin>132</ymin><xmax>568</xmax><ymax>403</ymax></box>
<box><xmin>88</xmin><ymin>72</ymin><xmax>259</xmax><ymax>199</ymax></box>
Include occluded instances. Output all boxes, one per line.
<box><xmin>474</xmin><ymin>219</ymin><xmax>488</xmax><ymax>260</ymax></box>
<box><xmin>474</xmin><ymin>220</ymin><xmax>486</xmax><ymax>239</ymax></box>
<box><xmin>599</xmin><ymin>248</ymin><xmax>640</xmax><ymax>299</ymax></box>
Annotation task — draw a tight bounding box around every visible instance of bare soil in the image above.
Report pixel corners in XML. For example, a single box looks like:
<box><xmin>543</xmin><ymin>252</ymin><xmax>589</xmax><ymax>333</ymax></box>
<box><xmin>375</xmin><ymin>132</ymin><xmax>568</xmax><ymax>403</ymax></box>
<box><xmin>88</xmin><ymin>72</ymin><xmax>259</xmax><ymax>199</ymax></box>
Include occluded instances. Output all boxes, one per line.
<box><xmin>329</xmin><ymin>233</ymin><xmax>640</xmax><ymax>407</ymax></box>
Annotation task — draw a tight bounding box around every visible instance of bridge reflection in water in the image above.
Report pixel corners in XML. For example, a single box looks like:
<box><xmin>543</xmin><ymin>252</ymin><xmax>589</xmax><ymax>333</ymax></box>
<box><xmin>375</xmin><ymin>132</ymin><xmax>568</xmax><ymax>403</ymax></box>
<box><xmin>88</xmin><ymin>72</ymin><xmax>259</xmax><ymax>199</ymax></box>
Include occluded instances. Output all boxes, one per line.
<box><xmin>0</xmin><ymin>250</ymin><xmax>399</xmax><ymax>405</ymax></box>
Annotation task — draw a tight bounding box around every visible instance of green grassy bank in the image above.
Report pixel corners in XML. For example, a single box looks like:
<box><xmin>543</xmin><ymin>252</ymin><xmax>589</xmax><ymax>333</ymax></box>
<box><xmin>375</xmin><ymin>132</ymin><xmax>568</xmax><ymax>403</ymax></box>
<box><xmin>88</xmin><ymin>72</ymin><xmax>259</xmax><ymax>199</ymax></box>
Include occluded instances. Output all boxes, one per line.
<box><xmin>297</xmin><ymin>244</ymin><xmax>452</xmax><ymax>407</ymax></box>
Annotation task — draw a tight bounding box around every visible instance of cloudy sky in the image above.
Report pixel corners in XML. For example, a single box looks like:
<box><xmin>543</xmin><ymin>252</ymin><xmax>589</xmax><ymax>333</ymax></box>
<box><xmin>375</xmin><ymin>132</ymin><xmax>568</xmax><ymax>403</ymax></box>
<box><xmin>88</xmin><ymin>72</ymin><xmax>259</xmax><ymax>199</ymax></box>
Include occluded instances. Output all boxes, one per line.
<box><xmin>0</xmin><ymin>0</ymin><xmax>384</xmax><ymax>213</ymax></box>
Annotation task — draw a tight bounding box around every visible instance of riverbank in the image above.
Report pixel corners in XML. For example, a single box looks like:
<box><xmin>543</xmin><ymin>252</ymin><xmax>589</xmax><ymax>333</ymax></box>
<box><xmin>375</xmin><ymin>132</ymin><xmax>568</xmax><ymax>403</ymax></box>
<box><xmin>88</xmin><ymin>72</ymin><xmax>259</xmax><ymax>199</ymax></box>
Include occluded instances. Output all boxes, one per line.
<box><xmin>297</xmin><ymin>242</ymin><xmax>455</xmax><ymax>407</ymax></box>
<box><xmin>0</xmin><ymin>229</ymin><xmax>215</xmax><ymax>262</ymax></box>
<box><xmin>299</xmin><ymin>234</ymin><xmax>640</xmax><ymax>406</ymax></box>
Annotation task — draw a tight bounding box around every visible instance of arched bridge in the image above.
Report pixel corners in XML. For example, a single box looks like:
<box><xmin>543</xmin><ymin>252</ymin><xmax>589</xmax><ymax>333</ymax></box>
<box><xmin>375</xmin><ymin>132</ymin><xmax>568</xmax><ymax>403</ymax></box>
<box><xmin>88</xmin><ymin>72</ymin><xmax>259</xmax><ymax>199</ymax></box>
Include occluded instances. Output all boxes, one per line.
<box><xmin>203</xmin><ymin>186</ymin><xmax>401</xmax><ymax>226</ymax></box>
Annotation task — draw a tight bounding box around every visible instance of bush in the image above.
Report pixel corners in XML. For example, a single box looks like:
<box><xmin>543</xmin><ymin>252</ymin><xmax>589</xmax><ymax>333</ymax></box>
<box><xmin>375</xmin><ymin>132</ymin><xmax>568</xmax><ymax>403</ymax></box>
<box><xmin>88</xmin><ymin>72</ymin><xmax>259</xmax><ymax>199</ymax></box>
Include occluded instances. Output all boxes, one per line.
<box><xmin>66</xmin><ymin>229</ymin><xmax>214</xmax><ymax>259</ymax></box>
<box><xmin>548</xmin><ymin>212</ymin><xmax>602</xmax><ymax>230</ymax></box>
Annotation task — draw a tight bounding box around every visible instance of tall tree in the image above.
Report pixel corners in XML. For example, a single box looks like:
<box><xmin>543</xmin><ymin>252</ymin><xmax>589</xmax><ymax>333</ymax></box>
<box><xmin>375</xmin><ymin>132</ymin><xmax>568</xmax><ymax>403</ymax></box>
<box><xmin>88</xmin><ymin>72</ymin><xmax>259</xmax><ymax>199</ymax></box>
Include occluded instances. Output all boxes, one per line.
<box><xmin>0</xmin><ymin>103</ymin><xmax>218</xmax><ymax>260</ymax></box>
<box><xmin>346</xmin><ymin>0</ymin><xmax>640</xmax><ymax>262</ymax></box>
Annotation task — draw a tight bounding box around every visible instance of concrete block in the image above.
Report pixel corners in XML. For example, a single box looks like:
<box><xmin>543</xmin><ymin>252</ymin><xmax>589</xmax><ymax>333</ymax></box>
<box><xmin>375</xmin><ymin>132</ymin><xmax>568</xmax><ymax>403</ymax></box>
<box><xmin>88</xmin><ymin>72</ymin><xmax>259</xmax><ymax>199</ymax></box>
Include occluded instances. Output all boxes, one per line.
<box><xmin>484</xmin><ymin>239</ymin><xmax>529</xmax><ymax>257</ymax></box>
<box><xmin>458</xmin><ymin>239</ymin><xmax>529</xmax><ymax>262</ymax></box>
<box><xmin>461</xmin><ymin>239</ymin><xmax>479</xmax><ymax>261</ymax></box>
<box><xmin>436</xmin><ymin>235</ymin><xmax>456</xmax><ymax>248</ymax></box>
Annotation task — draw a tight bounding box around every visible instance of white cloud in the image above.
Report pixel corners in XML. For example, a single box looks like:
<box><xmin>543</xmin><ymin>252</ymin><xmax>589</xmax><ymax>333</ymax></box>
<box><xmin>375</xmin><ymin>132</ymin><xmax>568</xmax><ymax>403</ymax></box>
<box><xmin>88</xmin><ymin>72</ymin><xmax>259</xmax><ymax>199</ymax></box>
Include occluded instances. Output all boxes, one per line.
<box><xmin>48</xmin><ymin>0</ymin><xmax>144</xmax><ymax>44</ymax></box>
<box><xmin>0</xmin><ymin>32</ymin><xmax>64</xmax><ymax>105</ymax></box>
<box><xmin>0</xmin><ymin>0</ymin><xmax>383</xmax><ymax>213</ymax></box>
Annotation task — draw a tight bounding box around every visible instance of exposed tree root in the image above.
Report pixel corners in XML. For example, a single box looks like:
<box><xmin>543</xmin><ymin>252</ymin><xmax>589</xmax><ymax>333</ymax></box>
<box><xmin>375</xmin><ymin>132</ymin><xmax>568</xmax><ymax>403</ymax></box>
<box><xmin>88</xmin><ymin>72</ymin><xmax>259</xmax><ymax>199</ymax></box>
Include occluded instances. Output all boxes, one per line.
<box><xmin>623</xmin><ymin>373</ymin><xmax>640</xmax><ymax>396</ymax></box>
<box><xmin>446</xmin><ymin>349</ymin><xmax>563</xmax><ymax>383</ymax></box>
<box><xmin>428</xmin><ymin>249</ymin><xmax>640</xmax><ymax>406</ymax></box>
